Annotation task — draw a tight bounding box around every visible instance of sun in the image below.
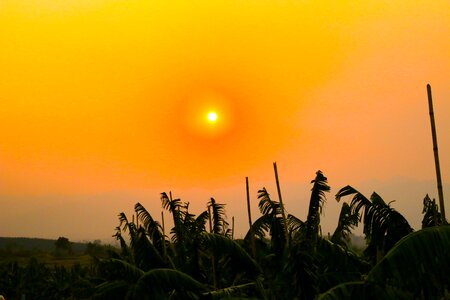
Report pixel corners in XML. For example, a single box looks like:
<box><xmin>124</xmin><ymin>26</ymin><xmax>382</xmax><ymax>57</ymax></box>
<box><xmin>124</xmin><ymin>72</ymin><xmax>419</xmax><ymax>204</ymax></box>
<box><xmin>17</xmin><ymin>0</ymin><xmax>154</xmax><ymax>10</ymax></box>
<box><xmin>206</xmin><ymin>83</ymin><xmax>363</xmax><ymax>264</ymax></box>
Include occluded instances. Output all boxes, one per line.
<box><xmin>207</xmin><ymin>111</ymin><xmax>218</xmax><ymax>123</ymax></box>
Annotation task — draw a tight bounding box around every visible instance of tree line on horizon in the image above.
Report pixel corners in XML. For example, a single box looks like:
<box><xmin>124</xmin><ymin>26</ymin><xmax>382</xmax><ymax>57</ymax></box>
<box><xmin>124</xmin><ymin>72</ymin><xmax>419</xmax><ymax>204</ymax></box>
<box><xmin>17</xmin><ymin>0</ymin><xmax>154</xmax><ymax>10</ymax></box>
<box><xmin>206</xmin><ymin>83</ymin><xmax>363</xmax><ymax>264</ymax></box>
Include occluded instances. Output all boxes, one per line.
<box><xmin>0</xmin><ymin>170</ymin><xmax>448</xmax><ymax>299</ymax></box>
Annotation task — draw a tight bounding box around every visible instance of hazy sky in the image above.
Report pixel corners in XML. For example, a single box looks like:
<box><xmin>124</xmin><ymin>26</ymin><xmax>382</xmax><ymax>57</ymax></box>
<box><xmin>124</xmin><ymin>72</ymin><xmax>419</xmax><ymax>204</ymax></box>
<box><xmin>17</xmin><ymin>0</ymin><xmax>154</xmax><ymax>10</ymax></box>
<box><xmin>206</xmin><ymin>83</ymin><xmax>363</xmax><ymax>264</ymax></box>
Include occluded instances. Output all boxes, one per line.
<box><xmin>1</xmin><ymin>0</ymin><xmax>449</xmax><ymax>242</ymax></box>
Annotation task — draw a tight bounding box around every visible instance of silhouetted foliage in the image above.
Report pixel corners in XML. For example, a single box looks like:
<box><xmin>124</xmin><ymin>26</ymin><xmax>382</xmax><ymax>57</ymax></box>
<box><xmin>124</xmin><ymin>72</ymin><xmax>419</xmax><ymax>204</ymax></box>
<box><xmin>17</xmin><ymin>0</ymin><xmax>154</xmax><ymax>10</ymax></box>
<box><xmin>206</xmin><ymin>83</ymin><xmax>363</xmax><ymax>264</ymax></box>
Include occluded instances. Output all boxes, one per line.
<box><xmin>336</xmin><ymin>186</ymin><xmax>413</xmax><ymax>263</ymax></box>
<box><xmin>331</xmin><ymin>202</ymin><xmax>359</xmax><ymax>247</ymax></box>
<box><xmin>422</xmin><ymin>194</ymin><xmax>447</xmax><ymax>228</ymax></box>
<box><xmin>2</xmin><ymin>171</ymin><xmax>448</xmax><ymax>299</ymax></box>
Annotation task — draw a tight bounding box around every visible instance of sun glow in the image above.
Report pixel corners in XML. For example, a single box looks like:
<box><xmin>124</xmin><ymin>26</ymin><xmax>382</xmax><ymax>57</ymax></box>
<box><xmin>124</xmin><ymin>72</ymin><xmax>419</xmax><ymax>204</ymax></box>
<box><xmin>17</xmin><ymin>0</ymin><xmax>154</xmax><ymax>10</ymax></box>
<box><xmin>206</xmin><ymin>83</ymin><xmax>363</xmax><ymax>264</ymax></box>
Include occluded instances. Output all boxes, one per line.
<box><xmin>0</xmin><ymin>0</ymin><xmax>448</xmax><ymax>199</ymax></box>
<box><xmin>207</xmin><ymin>111</ymin><xmax>217</xmax><ymax>123</ymax></box>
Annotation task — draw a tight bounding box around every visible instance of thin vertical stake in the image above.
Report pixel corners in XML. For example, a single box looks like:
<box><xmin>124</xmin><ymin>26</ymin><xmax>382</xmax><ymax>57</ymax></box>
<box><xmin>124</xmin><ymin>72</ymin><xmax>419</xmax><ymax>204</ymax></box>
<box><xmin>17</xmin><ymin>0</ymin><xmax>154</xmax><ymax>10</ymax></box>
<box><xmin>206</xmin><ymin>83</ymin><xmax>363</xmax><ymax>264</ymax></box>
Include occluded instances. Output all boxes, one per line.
<box><xmin>246</xmin><ymin>177</ymin><xmax>256</xmax><ymax>258</ymax></box>
<box><xmin>231</xmin><ymin>216</ymin><xmax>235</xmax><ymax>240</ymax></box>
<box><xmin>427</xmin><ymin>84</ymin><xmax>446</xmax><ymax>222</ymax></box>
<box><xmin>246</xmin><ymin>177</ymin><xmax>253</xmax><ymax>227</ymax></box>
<box><xmin>207</xmin><ymin>202</ymin><xmax>217</xmax><ymax>288</ymax></box>
<box><xmin>273</xmin><ymin>162</ymin><xmax>290</xmax><ymax>245</ymax></box>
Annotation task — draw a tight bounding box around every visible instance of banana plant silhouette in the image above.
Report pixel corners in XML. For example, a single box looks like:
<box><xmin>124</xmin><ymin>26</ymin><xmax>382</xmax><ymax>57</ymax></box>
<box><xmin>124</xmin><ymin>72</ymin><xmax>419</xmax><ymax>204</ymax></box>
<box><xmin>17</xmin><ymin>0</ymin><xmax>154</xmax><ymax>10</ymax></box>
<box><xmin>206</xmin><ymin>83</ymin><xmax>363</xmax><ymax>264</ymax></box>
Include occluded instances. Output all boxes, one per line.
<box><xmin>336</xmin><ymin>186</ymin><xmax>413</xmax><ymax>263</ymax></box>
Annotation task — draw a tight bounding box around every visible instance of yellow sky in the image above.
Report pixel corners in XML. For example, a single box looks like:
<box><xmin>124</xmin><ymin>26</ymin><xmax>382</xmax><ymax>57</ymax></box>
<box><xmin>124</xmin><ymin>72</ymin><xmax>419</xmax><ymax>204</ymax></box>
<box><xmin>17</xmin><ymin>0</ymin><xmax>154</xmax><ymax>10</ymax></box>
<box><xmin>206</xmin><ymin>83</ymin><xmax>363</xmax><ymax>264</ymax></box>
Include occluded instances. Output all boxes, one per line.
<box><xmin>0</xmin><ymin>0</ymin><xmax>449</xmax><ymax>240</ymax></box>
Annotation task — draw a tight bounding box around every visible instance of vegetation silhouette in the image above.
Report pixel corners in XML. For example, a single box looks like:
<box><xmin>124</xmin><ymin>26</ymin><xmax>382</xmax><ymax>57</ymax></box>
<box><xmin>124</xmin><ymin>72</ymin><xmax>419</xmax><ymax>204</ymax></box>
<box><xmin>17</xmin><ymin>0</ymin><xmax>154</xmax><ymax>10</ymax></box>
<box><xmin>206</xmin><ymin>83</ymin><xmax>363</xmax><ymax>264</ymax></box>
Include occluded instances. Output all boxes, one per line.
<box><xmin>0</xmin><ymin>170</ymin><xmax>448</xmax><ymax>299</ymax></box>
<box><xmin>93</xmin><ymin>170</ymin><xmax>449</xmax><ymax>299</ymax></box>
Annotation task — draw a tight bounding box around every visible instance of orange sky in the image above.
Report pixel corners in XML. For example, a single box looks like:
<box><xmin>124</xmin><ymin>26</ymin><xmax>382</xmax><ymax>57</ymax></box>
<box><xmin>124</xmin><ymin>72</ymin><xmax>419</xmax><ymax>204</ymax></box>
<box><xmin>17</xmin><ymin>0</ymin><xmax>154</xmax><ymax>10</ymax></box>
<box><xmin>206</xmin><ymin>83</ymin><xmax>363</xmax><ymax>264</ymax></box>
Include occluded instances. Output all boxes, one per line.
<box><xmin>1</xmin><ymin>0</ymin><xmax>449</xmax><ymax>241</ymax></box>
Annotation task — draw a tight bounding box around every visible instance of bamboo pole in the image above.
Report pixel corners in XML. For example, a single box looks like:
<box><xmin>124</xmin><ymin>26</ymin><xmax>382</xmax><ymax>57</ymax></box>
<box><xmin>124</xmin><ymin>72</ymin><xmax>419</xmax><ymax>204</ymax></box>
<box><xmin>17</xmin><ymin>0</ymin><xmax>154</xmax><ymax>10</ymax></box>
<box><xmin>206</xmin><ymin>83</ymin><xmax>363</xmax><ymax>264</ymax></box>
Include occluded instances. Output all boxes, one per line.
<box><xmin>207</xmin><ymin>204</ymin><xmax>217</xmax><ymax>288</ymax></box>
<box><xmin>161</xmin><ymin>211</ymin><xmax>165</xmax><ymax>236</ymax></box>
<box><xmin>231</xmin><ymin>216</ymin><xmax>235</xmax><ymax>240</ymax></box>
<box><xmin>246</xmin><ymin>177</ymin><xmax>256</xmax><ymax>258</ymax></box>
<box><xmin>427</xmin><ymin>84</ymin><xmax>446</xmax><ymax>222</ymax></box>
<box><xmin>246</xmin><ymin>177</ymin><xmax>253</xmax><ymax>227</ymax></box>
<box><xmin>273</xmin><ymin>162</ymin><xmax>289</xmax><ymax>245</ymax></box>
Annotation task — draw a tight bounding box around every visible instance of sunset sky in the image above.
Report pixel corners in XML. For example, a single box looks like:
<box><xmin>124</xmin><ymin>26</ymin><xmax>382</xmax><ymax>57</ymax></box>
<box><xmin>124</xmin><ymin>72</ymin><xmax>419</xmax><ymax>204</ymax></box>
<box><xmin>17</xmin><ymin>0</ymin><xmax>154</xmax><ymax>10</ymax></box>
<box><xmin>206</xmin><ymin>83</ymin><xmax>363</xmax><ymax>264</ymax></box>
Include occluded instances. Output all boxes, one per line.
<box><xmin>1</xmin><ymin>0</ymin><xmax>449</xmax><ymax>242</ymax></box>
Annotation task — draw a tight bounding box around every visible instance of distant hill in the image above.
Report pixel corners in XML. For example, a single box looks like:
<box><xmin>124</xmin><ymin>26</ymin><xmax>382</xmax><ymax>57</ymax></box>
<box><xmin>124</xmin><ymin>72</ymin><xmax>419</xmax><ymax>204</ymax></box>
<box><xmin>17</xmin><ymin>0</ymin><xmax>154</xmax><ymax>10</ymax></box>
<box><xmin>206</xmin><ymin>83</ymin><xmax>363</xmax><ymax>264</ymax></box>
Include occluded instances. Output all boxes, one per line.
<box><xmin>0</xmin><ymin>237</ymin><xmax>87</xmax><ymax>254</ymax></box>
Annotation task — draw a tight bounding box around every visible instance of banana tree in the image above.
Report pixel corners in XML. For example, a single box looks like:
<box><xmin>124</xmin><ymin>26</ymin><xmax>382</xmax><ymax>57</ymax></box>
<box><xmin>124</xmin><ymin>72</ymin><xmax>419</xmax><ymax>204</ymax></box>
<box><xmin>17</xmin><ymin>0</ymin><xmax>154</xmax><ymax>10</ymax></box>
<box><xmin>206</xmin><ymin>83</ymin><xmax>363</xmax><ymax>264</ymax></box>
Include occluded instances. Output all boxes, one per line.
<box><xmin>319</xmin><ymin>225</ymin><xmax>450</xmax><ymax>299</ymax></box>
<box><xmin>336</xmin><ymin>186</ymin><xmax>412</xmax><ymax>263</ymax></box>
<box><xmin>330</xmin><ymin>203</ymin><xmax>359</xmax><ymax>247</ymax></box>
<box><xmin>422</xmin><ymin>194</ymin><xmax>447</xmax><ymax>228</ymax></box>
<box><xmin>208</xmin><ymin>198</ymin><xmax>229</xmax><ymax>236</ymax></box>
<box><xmin>305</xmin><ymin>170</ymin><xmax>330</xmax><ymax>245</ymax></box>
